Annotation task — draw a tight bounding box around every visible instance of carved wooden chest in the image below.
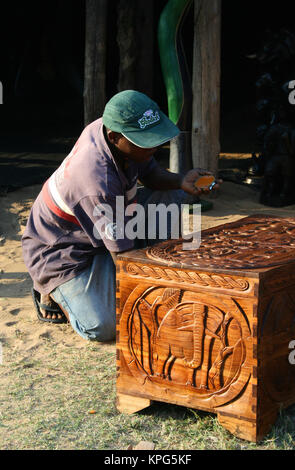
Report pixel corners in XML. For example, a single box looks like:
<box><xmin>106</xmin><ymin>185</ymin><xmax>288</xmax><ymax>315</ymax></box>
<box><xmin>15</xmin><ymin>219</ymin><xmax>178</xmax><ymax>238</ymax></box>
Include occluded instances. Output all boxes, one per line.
<box><xmin>116</xmin><ymin>215</ymin><xmax>295</xmax><ymax>442</ymax></box>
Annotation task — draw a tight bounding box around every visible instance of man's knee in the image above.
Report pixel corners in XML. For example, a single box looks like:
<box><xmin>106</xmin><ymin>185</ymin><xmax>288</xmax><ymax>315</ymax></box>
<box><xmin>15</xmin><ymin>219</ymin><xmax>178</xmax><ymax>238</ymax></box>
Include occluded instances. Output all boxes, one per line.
<box><xmin>78</xmin><ymin>319</ymin><xmax>116</xmax><ymax>342</ymax></box>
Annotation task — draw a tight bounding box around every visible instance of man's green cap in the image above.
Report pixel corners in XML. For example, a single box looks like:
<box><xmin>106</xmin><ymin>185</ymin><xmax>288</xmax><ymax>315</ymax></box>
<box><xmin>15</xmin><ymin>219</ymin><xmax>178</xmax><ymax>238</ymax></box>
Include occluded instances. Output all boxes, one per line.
<box><xmin>102</xmin><ymin>90</ymin><xmax>180</xmax><ymax>148</ymax></box>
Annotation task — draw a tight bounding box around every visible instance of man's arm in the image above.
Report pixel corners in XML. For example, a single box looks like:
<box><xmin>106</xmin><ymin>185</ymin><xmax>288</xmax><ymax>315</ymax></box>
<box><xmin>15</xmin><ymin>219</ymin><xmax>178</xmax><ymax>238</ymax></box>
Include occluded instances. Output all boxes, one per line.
<box><xmin>140</xmin><ymin>165</ymin><xmax>219</xmax><ymax>196</ymax></box>
<box><xmin>140</xmin><ymin>165</ymin><xmax>183</xmax><ymax>191</ymax></box>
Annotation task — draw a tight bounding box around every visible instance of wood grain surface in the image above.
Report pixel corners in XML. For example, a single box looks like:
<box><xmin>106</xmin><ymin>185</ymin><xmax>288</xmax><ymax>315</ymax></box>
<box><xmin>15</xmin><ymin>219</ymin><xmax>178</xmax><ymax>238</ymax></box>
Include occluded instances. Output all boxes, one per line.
<box><xmin>116</xmin><ymin>215</ymin><xmax>295</xmax><ymax>442</ymax></box>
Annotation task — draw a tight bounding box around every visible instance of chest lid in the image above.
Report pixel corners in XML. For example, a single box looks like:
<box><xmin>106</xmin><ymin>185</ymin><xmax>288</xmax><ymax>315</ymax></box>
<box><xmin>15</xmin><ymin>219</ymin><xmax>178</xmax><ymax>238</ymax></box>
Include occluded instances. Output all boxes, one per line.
<box><xmin>118</xmin><ymin>215</ymin><xmax>295</xmax><ymax>275</ymax></box>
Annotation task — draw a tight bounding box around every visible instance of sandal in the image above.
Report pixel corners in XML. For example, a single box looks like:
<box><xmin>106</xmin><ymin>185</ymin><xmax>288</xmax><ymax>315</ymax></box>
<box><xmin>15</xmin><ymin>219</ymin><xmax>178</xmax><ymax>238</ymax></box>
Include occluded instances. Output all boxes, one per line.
<box><xmin>31</xmin><ymin>288</ymin><xmax>68</xmax><ymax>324</ymax></box>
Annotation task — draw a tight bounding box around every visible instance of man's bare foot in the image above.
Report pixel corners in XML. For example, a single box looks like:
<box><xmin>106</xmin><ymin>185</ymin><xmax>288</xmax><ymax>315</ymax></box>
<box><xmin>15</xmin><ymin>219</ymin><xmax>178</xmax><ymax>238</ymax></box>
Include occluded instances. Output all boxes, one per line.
<box><xmin>40</xmin><ymin>294</ymin><xmax>65</xmax><ymax>321</ymax></box>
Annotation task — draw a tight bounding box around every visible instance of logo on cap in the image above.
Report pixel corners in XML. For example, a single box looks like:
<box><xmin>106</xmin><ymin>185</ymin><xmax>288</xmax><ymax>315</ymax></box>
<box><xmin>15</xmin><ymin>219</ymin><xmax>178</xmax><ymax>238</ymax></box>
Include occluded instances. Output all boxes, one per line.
<box><xmin>138</xmin><ymin>109</ymin><xmax>160</xmax><ymax>129</ymax></box>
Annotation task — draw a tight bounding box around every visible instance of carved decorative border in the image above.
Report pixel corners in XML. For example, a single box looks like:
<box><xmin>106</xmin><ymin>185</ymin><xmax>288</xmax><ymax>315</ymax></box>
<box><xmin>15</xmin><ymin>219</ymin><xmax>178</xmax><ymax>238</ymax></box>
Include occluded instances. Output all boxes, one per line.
<box><xmin>124</xmin><ymin>263</ymin><xmax>250</xmax><ymax>291</ymax></box>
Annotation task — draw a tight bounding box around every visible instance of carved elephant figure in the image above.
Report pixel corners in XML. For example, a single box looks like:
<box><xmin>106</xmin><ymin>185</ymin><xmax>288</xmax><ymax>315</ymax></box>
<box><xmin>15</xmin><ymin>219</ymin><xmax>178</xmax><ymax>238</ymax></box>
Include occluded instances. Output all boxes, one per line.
<box><xmin>153</xmin><ymin>301</ymin><xmax>224</xmax><ymax>388</ymax></box>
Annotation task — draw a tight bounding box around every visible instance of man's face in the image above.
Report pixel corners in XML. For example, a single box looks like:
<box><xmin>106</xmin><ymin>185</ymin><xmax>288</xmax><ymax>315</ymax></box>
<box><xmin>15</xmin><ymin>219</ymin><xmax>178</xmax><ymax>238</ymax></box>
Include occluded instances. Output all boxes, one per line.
<box><xmin>107</xmin><ymin>130</ymin><xmax>159</xmax><ymax>163</ymax></box>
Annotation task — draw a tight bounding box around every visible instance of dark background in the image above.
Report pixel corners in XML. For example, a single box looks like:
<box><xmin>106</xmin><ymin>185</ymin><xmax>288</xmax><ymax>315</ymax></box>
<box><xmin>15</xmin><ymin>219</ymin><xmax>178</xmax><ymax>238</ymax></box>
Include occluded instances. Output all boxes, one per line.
<box><xmin>1</xmin><ymin>0</ymin><xmax>295</xmax><ymax>186</ymax></box>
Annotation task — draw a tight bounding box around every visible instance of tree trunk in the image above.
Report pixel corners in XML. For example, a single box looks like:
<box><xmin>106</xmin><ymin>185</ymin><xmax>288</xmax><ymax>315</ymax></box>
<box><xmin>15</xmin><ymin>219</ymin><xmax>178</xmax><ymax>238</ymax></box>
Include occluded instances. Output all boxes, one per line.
<box><xmin>84</xmin><ymin>0</ymin><xmax>108</xmax><ymax>126</ymax></box>
<box><xmin>191</xmin><ymin>0</ymin><xmax>221</xmax><ymax>174</ymax></box>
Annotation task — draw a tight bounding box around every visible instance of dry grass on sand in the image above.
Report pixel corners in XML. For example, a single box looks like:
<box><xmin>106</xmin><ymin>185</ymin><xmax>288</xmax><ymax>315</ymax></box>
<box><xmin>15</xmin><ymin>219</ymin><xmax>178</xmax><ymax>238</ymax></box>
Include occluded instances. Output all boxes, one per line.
<box><xmin>1</xmin><ymin>182</ymin><xmax>295</xmax><ymax>450</ymax></box>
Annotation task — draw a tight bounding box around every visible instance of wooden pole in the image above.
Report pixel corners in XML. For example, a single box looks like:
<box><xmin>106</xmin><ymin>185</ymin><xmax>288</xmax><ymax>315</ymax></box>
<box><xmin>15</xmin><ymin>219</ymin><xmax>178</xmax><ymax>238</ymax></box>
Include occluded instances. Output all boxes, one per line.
<box><xmin>191</xmin><ymin>0</ymin><xmax>221</xmax><ymax>174</ymax></box>
<box><xmin>135</xmin><ymin>2</ymin><xmax>154</xmax><ymax>98</ymax></box>
<box><xmin>117</xmin><ymin>0</ymin><xmax>137</xmax><ymax>91</ymax></box>
<box><xmin>117</xmin><ymin>1</ymin><xmax>154</xmax><ymax>96</ymax></box>
<box><xmin>84</xmin><ymin>0</ymin><xmax>108</xmax><ymax>126</ymax></box>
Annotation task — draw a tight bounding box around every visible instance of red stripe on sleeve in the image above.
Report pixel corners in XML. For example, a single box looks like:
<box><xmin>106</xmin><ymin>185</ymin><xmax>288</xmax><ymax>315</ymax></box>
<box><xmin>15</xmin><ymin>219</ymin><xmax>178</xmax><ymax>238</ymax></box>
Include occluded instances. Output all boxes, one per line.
<box><xmin>42</xmin><ymin>180</ymin><xmax>81</xmax><ymax>227</ymax></box>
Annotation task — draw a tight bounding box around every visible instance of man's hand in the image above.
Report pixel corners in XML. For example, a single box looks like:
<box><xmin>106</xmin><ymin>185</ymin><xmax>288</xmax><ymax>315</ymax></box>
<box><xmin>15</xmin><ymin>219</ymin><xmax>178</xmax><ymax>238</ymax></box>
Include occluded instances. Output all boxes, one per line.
<box><xmin>180</xmin><ymin>168</ymin><xmax>222</xmax><ymax>196</ymax></box>
<box><xmin>140</xmin><ymin>164</ymin><xmax>222</xmax><ymax>195</ymax></box>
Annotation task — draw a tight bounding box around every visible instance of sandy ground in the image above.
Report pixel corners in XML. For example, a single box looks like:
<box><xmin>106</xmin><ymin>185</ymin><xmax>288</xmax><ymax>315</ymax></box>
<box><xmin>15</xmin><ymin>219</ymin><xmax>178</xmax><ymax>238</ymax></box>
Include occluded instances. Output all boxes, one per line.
<box><xmin>1</xmin><ymin>181</ymin><xmax>295</xmax><ymax>365</ymax></box>
<box><xmin>0</xmin><ymin>184</ymin><xmax>87</xmax><ymax>370</ymax></box>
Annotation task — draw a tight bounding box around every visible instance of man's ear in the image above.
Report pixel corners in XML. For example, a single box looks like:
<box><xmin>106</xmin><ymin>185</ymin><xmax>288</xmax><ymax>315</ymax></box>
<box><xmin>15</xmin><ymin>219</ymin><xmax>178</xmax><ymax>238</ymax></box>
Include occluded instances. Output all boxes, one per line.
<box><xmin>107</xmin><ymin>129</ymin><xmax>121</xmax><ymax>145</ymax></box>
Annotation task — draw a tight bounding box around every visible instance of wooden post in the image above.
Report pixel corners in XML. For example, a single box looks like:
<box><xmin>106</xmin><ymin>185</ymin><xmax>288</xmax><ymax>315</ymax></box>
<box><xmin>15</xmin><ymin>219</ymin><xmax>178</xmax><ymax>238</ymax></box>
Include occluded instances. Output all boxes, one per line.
<box><xmin>84</xmin><ymin>0</ymin><xmax>108</xmax><ymax>126</ymax></box>
<box><xmin>135</xmin><ymin>2</ymin><xmax>154</xmax><ymax>98</ymax></box>
<box><xmin>117</xmin><ymin>1</ymin><xmax>154</xmax><ymax>96</ymax></box>
<box><xmin>191</xmin><ymin>0</ymin><xmax>221</xmax><ymax>174</ymax></box>
<box><xmin>117</xmin><ymin>0</ymin><xmax>137</xmax><ymax>91</ymax></box>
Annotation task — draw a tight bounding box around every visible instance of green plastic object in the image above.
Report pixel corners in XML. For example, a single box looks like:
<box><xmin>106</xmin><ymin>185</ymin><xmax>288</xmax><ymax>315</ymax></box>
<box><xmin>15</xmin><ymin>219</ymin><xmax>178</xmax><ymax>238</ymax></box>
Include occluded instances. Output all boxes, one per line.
<box><xmin>158</xmin><ymin>0</ymin><xmax>192</xmax><ymax>124</ymax></box>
